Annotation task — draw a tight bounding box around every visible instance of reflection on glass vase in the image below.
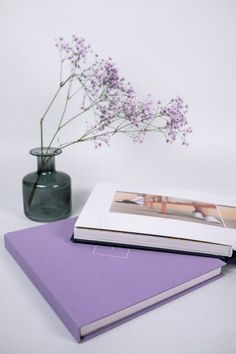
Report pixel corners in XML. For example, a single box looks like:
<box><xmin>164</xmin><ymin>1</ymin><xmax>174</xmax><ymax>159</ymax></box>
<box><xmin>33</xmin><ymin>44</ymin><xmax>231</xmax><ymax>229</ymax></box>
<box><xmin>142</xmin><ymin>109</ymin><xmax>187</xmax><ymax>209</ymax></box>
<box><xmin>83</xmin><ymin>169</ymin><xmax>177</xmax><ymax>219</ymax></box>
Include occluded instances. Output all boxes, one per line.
<box><xmin>22</xmin><ymin>147</ymin><xmax>71</xmax><ymax>222</ymax></box>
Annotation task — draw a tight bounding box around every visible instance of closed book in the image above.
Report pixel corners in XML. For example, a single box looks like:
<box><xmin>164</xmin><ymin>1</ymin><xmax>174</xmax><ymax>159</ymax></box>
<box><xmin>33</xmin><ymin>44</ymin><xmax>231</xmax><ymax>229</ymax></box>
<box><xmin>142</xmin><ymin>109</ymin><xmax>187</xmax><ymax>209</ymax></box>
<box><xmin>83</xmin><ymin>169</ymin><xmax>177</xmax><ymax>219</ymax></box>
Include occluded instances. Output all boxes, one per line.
<box><xmin>4</xmin><ymin>217</ymin><xmax>225</xmax><ymax>342</ymax></box>
<box><xmin>73</xmin><ymin>182</ymin><xmax>236</xmax><ymax>258</ymax></box>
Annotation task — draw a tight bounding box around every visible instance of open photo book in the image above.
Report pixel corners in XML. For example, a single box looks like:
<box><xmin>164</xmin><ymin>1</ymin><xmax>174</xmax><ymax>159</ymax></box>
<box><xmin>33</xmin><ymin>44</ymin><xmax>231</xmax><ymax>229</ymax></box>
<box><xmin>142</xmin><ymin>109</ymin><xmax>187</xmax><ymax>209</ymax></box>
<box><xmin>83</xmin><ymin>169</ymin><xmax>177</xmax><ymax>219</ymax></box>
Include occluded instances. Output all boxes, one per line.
<box><xmin>73</xmin><ymin>182</ymin><xmax>236</xmax><ymax>259</ymax></box>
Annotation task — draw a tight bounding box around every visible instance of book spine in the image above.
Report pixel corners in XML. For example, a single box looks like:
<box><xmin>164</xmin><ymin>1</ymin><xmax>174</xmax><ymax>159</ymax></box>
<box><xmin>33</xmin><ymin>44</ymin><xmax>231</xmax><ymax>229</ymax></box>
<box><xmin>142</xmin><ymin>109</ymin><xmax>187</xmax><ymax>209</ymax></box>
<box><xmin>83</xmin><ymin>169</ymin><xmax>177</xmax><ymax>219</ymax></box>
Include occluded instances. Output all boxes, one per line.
<box><xmin>4</xmin><ymin>234</ymin><xmax>81</xmax><ymax>342</ymax></box>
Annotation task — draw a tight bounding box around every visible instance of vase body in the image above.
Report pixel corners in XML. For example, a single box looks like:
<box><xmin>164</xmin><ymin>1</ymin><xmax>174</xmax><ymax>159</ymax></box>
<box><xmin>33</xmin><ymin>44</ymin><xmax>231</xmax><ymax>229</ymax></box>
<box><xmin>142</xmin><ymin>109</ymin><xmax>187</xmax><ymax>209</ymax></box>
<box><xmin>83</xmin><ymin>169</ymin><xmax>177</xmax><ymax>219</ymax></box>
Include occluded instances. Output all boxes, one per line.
<box><xmin>22</xmin><ymin>147</ymin><xmax>71</xmax><ymax>222</ymax></box>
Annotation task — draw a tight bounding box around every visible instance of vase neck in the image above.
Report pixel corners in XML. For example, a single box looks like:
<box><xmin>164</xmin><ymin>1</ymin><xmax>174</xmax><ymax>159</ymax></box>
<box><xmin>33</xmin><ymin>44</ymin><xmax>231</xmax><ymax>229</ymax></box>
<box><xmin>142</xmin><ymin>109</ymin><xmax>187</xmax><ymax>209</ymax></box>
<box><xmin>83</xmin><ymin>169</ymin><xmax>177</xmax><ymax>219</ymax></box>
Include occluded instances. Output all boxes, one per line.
<box><xmin>37</xmin><ymin>155</ymin><xmax>56</xmax><ymax>172</ymax></box>
<box><xmin>29</xmin><ymin>147</ymin><xmax>62</xmax><ymax>173</ymax></box>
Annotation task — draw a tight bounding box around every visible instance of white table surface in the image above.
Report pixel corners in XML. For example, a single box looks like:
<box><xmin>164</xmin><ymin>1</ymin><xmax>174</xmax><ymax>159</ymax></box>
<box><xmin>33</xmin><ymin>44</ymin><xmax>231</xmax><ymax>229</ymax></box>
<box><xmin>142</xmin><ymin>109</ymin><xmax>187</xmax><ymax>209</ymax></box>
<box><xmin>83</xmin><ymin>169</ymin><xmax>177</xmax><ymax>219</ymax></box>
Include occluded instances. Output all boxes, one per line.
<box><xmin>1</xmin><ymin>202</ymin><xmax>236</xmax><ymax>354</ymax></box>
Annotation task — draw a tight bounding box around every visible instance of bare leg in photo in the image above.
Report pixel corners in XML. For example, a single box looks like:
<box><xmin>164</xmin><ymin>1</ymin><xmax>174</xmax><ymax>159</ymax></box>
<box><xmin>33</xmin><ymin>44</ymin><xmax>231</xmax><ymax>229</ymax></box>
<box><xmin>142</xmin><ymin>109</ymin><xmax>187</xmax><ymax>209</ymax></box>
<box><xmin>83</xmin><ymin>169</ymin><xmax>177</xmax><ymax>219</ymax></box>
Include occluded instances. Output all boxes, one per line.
<box><xmin>192</xmin><ymin>203</ymin><xmax>221</xmax><ymax>224</ymax></box>
<box><xmin>161</xmin><ymin>197</ymin><xmax>168</xmax><ymax>214</ymax></box>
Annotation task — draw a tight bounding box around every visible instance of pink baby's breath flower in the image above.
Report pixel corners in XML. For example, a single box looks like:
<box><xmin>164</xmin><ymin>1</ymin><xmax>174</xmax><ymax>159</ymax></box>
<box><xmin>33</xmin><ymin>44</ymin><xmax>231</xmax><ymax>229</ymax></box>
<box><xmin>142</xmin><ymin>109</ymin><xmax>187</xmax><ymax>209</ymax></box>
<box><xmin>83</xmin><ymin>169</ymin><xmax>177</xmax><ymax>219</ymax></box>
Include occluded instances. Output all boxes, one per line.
<box><xmin>41</xmin><ymin>35</ymin><xmax>191</xmax><ymax>152</ymax></box>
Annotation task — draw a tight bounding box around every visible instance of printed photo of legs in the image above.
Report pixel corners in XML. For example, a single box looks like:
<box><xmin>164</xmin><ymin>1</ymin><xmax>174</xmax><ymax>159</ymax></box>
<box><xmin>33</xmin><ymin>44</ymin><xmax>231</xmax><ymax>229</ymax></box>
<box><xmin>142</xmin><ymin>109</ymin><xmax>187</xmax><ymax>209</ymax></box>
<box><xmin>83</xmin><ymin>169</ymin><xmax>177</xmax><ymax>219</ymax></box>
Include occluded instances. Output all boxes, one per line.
<box><xmin>110</xmin><ymin>191</ymin><xmax>227</xmax><ymax>227</ymax></box>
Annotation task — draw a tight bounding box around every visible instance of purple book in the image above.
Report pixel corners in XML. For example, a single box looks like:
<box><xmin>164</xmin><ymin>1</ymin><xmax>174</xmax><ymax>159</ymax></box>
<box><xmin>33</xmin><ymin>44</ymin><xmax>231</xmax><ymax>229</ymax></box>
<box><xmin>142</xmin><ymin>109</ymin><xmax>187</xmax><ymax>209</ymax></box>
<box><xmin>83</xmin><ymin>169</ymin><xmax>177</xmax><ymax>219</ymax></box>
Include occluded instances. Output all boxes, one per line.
<box><xmin>4</xmin><ymin>217</ymin><xmax>225</xmax><ymax>342</ymax></box>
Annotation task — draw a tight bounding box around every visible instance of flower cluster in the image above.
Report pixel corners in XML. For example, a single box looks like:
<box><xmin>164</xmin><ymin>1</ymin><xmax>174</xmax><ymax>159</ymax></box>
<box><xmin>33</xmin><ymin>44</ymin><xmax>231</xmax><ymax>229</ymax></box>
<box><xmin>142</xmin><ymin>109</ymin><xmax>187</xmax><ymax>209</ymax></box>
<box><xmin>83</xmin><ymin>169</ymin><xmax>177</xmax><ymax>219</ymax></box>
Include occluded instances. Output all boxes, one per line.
<box><xmin>40</xmin><ymin>35</ymin><xmax>191</xmax><ymax>152</ymax></box>
<box><xmin>161</xmin><ymin>97</ymin><xmax>192</xmax><ymax>145</ymax></box>
<box><xmin>55</xmin><ymin>35</ymin><xmax>91</xmax><ymax>66</ymax></box>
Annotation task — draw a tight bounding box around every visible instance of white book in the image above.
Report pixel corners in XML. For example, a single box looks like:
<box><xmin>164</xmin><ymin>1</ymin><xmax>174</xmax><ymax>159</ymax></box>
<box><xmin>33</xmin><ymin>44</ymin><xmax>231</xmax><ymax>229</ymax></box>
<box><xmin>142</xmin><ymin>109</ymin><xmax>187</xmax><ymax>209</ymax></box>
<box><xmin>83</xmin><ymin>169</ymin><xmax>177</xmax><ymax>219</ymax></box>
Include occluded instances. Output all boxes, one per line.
<box><xmin>73</xmin><ymin>182</ymin><xmax>236</xmax><ymax>258</ymax></box>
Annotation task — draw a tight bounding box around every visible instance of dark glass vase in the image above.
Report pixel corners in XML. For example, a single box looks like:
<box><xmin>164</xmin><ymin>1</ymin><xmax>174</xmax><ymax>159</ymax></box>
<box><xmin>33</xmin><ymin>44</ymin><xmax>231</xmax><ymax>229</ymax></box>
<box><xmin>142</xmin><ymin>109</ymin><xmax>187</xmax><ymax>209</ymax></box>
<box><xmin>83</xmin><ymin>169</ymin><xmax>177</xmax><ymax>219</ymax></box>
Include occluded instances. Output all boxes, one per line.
<box><xmin>22</xmin><ymin>147</ymin><xmax>71</xmax><ymax>222</ymax></box>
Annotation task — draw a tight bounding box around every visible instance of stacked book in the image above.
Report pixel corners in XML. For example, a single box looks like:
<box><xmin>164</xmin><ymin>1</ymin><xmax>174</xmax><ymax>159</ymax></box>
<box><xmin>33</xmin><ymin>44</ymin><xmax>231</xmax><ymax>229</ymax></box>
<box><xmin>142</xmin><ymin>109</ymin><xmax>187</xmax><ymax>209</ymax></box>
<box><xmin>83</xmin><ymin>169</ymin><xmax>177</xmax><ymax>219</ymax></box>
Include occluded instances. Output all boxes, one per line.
<box><xmin>5</xmin><ymin>182</ymin><xmax>236</xmax><ymax>342</ymax></box>
<box><xmin>73</xmin><ymin>182</ymin><xmax>236</xmax><ymax>259</ymax></box>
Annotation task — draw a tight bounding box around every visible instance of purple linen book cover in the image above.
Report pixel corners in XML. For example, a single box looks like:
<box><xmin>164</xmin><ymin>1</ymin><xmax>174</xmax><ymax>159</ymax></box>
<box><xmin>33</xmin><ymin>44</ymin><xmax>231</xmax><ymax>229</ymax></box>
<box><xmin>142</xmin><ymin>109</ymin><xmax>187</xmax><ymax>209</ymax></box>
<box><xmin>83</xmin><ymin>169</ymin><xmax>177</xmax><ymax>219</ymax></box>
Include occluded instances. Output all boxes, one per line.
<box><xmin>4</xmin><ymin>217</ymin><xmax>225</xmax><ymax>342</ymax></box>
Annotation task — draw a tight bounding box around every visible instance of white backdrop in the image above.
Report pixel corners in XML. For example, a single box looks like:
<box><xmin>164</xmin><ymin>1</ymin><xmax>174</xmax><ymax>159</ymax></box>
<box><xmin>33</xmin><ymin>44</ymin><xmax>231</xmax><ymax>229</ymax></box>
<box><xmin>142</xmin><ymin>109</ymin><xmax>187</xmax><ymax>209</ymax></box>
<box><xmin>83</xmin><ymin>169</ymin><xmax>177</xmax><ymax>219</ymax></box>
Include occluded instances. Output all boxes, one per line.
<box><xmin>0</xmin><ymin>1</ymin><xmax>236</xmax><ymax>353</ymax></box>
<box><xmin>1</xmin><ymin>0</ymin><xmax>236</xmax><ymax>219</ymax></box>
